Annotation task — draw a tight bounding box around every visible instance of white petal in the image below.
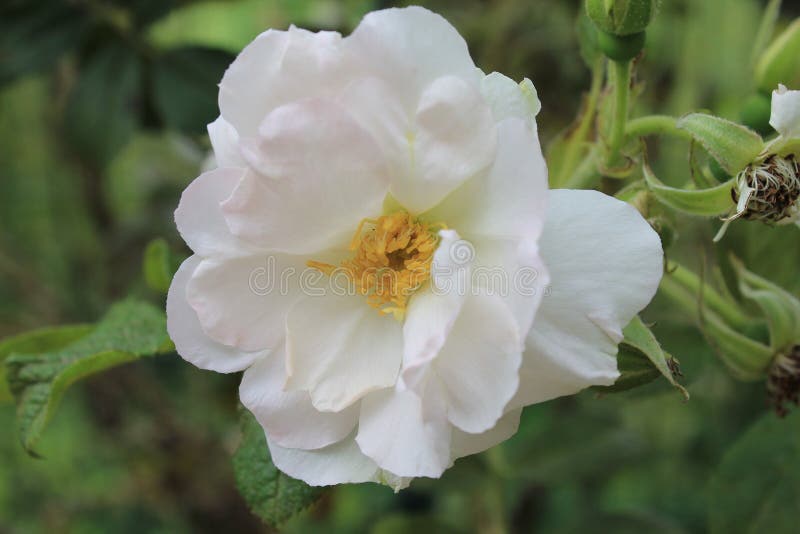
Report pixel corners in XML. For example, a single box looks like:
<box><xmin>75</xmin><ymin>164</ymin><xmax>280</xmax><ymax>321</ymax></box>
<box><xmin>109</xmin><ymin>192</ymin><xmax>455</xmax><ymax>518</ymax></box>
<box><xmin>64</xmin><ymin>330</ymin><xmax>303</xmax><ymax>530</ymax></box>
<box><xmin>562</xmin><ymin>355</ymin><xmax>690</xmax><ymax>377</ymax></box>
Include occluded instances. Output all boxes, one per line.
<box><xmin>450</xmin><ymin>408</ymin><xmax>522</xmax><ymax>460</ymax></box>
<box><xmin>480</xmin><ymin>73</ymin><xmax>541</xmax><ymax>127</ymax></box>
<box><xmin>430</xmin><ymin>117</ymin><xmax>548</xmax><ymax>242</ymax></box>
<box><xmin>167</xmin><ymin>256</ymin><xmax>264</xmax><ymax>373</ymax></box>
<box><xmin>434</xmin><ymin>294</ymin><xmax>522</xmax><ymax>434</ymax></box>
<box><xmin>240</xmin><ymin>347</ymin><xmax>358</xmax><ymax>450</ymax></box>
<box><xmin>346</xmin><ymin>6</ymin><xmax>480</xmax><ymax>110</ymax></box>
<box><xmin>219</xmin><ymin>27</ymin><xmax>357</xmax><ymax>138</ymax></box>
<box><xmin>338</xmin><ymin>74</ymin><xmax>496</xmax><ymax>214</ymax></box>
<box><xmin>268</xmin><ymin>433</ymin><xmax>383</xmax><ymax>487</ymax></box>
<box><xmin>770</xmin><ymin>84</ymin><xmax>800</xmax><ymax>140</ymax></box>
<box><xmin>401</xmin><ymin>229</ymin><xmax>471</xmax><ymax>389</ymax></box>
<box><xmin>398</xmin><ymin>76</ymin><xmax>496</xmax><ymax>213</ymax></box>
<box><xmin>513</xmin><ymin>190</ymin><xmax>663</xmax><ymax>407</ymax></box>
<box><xmin>221</xmin><ymin>99</ymin><xmax>390</xmax><ymax>254</ymax></box>
<box><xmin>285</xmin><ymin>294</ymin><xmax>402</xmax><ymax>412</ymax></box>
<box><xmin>186</xmin><ymin>254</ymin><xmax>308</xmax><ymax>352</ymax></box>
<box><xmin>357</xmin><ymin>386</ymin><xmax>451</xmax><ymax>478</ymax></box>
<box><xmin>174</xmin><ymin>167</ymin><xmax>255</xmax><ymax>257</ymax></box>
<box><xmin>207</xmin><ymin>116</ymin><xmax>245</xmax><ymax>168</ymax></box>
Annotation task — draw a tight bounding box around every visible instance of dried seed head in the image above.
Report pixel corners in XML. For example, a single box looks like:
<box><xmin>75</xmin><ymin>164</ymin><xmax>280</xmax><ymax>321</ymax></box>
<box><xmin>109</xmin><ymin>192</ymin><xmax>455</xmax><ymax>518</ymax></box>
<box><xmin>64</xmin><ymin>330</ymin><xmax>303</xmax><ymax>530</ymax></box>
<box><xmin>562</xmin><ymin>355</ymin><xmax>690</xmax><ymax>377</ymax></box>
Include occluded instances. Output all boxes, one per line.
<box><xmin>767</xmin><ymin>346</ymin><xmax>800</xmax><ymax>418</ymax></box>
<box><xmin>731</xmin><ymin>155</ymin><xmax>800</xmax><ymax>224</ymax></box>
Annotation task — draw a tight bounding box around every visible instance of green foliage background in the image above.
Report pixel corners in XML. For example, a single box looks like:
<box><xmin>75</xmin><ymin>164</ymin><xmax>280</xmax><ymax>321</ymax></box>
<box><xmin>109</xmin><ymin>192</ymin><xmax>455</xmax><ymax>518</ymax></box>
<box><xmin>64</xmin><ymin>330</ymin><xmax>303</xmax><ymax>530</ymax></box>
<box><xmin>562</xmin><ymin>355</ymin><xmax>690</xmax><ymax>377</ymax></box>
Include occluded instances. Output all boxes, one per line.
<box><xmin>1</xmin><ymin>0</ymin><xmax>798</xmax><ymax>532</ymax></box>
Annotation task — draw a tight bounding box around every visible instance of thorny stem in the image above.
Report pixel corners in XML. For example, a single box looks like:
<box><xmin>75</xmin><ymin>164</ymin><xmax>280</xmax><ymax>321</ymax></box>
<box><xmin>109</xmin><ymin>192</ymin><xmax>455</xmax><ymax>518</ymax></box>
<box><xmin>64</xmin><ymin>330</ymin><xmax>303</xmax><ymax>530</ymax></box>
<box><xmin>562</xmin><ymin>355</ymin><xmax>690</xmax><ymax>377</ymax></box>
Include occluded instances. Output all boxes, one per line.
<box><xmin>606</xmin><ymin>60</ymin><xmax>632</xmax><ymax>167</ymax></box>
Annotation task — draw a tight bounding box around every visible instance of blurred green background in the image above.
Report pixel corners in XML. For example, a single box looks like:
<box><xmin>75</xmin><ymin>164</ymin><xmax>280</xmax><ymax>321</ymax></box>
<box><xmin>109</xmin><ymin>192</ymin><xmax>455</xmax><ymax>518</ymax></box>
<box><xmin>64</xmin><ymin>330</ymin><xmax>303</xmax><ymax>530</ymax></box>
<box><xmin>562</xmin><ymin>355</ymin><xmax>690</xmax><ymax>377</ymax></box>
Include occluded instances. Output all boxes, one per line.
<box><xmin>1</xmin><ymin>0</ymin><xmax>799</xmax><ymax>532</ymax></box>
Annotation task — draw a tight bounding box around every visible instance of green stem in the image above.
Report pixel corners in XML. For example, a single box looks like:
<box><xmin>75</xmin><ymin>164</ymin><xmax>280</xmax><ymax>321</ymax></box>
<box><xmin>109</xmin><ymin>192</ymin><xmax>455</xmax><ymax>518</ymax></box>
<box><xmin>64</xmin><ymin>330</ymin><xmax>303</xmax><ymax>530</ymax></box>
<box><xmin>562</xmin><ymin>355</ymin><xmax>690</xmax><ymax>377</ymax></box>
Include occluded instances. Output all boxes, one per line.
<box><xmin>626</xmin><ymin>115</ymin><xmax>693</xmax><ymax>141</ymax></box>
<box><xmin>606</xmin><ymin>60</ymin><xmax>631</xmax><ymax>166</ymax></box>
<box><xmin>665</xmin><ymin>263</ymin><xmax>750</xmax><ymax>330</ymax></box>
<box><xmin>553</xmin><ymin>60</ymin><xmax>604</xmax><ymax>188</ymax></box>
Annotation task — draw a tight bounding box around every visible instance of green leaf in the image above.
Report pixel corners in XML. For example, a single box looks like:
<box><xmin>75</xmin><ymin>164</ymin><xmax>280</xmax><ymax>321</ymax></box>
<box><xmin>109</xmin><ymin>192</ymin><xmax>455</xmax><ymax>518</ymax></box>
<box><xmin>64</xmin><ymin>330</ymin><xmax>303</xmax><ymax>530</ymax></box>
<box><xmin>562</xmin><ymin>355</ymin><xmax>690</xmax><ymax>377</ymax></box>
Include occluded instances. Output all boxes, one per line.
<box><xmin>143</xmin><ymin>238</ymin><xmax>174</xmax><ymax>294</ymax></box>
<box><xmin>4</xmin><ymin>299</ymin><xmax>172</xmax><ymax>454</ymax></box>
<box><xmin>233</xmin><ymin>408</ymin><xmax>324</xmax><ymax>528</ymax></box>
<box><xmin>0</xmin><ymin>324</ymin><xmax>94</xmax><ymax>404</ymax></box>
<box><xmin>643</xmin><ymin>160</ymin><xmax>735</xmax><ymax>217</ymax></box>
<box><xmin>151</xmin><ymin>46</ymin><xmax>234</xmax><ymax>135</ymax></box>
<box><xmin>0</xmin><ymin>2</ymin><xmax>88</xmax><ymax>85</ymax></box>
<box><xmin>676</xmin><ymin>114</ymin><xmax>764</xmax><ymax>175</ymax></box>
<box><xmin>605</xmin><ymin>316</ymin><xmax>689</xmax><ymax>399</ymax></box>
<box><xmin>708</xmin><ymin>409</ymin><xmax>800</xmax><ymax>533</ymax></box>
<box><xmin>756</xmin><ymin>18</ymin><xmax>800</xmax><ymax>93</ymax></box>
<box><xmin>64</xmin><ymin>41</ymin><xmax>142</xmax><ymax>167</ymax></box>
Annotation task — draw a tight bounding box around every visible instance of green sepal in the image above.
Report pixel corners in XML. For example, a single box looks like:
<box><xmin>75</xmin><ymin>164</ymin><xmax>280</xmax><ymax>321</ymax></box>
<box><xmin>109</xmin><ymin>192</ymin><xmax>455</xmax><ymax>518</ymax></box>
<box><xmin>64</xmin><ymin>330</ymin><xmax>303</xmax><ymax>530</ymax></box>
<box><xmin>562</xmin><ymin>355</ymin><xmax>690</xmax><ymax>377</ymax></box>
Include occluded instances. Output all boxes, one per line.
<box><xmin>677</xmin><ymin>114</ymin><xmax>764</xmax><ymax>175</ymax></box>
<box><xmin>756</xmin><ymin>18</ymin><xmax>800</xmax><ymax>93</ymax></box>
<box><xmin>597</xmin><ymin>316</ymin><xmax>689</xmax><ymax>399</ymax></box>
<box><xmin>731</xmin><ymin>256</ymin><xmax>800</xmax><ymax>352</ymax></box>
<box><xmin>643</xmin><ymin>160</ymin><xmax>735</xmax><ymax>217</ymax></box>
<box><xmin>701</xmin><ymin>310</ymin><xmax>773</xmax><ymax>381</ymax></box>
<box><xmin>586</xmin><ymin>0</ymin><xmax>656</xmax><ymax>36</ymax></box>
<box><xmin>596</xmin><ymin>30</ymin><xmax>646</xmax><ymax>61</ymax></box>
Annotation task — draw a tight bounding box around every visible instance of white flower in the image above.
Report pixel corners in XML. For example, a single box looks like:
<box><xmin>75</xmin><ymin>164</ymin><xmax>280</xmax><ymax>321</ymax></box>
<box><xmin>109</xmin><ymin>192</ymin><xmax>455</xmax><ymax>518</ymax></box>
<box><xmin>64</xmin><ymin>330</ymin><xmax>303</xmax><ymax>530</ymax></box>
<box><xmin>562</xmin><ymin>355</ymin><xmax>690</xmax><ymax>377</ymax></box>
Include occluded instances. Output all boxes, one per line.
<box><xmin>167</xmin><ymin>6</ymin><xmax>663</xmax><ymax>489</ymax></box>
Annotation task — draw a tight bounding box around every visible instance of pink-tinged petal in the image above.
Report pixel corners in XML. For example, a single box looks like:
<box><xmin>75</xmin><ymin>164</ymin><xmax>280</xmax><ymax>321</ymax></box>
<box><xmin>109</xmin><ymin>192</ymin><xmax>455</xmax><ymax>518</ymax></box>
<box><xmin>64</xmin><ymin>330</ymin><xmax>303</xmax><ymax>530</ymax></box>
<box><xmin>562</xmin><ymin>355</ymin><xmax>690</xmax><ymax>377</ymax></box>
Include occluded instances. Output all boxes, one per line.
<box><xmin>167</xmin><ymin>256</ymin><xmax>264</xmax><ymax>372</ymax></box>
<box><xmin>240</xmin><ymin>347</ymin><xmax>358</xmax><ymax>450</ymax></box>
<box><xmin>221</xmin><ymin>99</ymin><xmax>390</xmax><ymax>254</ymax></box>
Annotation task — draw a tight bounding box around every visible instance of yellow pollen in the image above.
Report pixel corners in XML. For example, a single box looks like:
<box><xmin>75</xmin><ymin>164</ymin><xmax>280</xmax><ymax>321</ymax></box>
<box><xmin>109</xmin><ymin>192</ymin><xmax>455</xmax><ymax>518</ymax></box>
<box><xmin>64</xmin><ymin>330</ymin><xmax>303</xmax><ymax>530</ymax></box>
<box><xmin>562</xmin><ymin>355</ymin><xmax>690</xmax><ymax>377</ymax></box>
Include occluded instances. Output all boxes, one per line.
<box><xmin>307</xmin><ymin>211</ymin><xmax>441</xmax><ymax>321</ymax></box>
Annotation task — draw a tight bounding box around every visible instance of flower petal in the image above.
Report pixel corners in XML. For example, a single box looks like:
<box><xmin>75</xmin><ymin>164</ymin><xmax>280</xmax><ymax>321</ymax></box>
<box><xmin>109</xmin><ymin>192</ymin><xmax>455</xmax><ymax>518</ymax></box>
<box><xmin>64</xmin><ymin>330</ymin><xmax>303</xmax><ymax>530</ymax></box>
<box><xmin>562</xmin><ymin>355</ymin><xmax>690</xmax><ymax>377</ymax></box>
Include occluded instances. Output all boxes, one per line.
<box><xmin>770</xmin><ymin>84</ymin><xmax>800</xmax><ymax>140</ymax></box>
<box><xmin>207</xmin><ymin>116</ymin><xmax>245</xmax><ymax>169</ymax></box>
<box><xmin>434</xmin><ymin>294</ymin><xmax>522</xmax><ymax>434</ymax></box>
<box><xmin>267</xmin><ymin>432</ymin><xmax>384</xmax><ymax>487</ymax></box>
<box><xmin>450</xmin><ymin>408</ymin><xmax>522</xmax><ymax>460</ymax></box>
<box><xmin>167</xmin><ymin>256</ymin><xmax>264</xmax><ymax>373</ymax></box>
<box><xmin>401</xmin><ymin>229</ymin><xmax>471</xmax><ymax>389</ymax></box>
<box><xmin>429</xmin><ymin>117</ymin><xmax>548</xmax><ymax>242</ymax></box>
<box><xmin>174</xmin><ymin>167</ymin><xmax>254</xmax><ymax>257</ymax></box>
<box><xmin>219</xmin><ymin>26</ymin><xmax>356</xmax><ymax>138</ymax></box>
<box><xmin>240</xmin><ymin>346</ymin><xmax>358</xmax><ymax>450</ymax></box>
<box><xmin>480</xmin><ymin>72</ymin><xmax>541</xmax><ymax>127</ymax></box>
<box><xmin>186</xmin><ymin>254</ymin><xmax>308</xmax><ymax>352</ymax></box>
<box><xmin>347</xmin><ymin>6</ymin><xmax>480</xmax><ymax>110</ymax></box>
<box><xmin>285</xmin><ymin>294</ymin><xmax>402</xmax><ymax>412</ymax></box>
<box><xmin>357</xmin><ymin>386</ymin><xmax>452</xmax><ymax>478</ymax></box>
<box><xmin>513</xmin><ymin>189</ymin><xmax>663</xmax><ymax>407</ymax></box>
<box><xmin>221</xmin><ymin>99</ymin><xmax>390</xmax><ymax>254</ymax></box>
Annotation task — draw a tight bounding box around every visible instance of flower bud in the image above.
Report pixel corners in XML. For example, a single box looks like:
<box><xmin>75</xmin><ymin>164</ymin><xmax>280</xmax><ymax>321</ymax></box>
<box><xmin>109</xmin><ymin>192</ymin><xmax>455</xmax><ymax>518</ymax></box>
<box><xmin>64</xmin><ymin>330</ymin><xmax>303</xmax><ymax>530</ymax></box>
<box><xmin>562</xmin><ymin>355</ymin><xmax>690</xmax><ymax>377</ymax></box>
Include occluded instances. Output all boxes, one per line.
<box><xmin>586</xmin><ymin>0</ymin><xmax>657</xmax><ymax>36</ymax></box>
<box><xmin>755</xmin><ymin>19</ymin><xmax>800</xmax><ymax>94</ymax></box>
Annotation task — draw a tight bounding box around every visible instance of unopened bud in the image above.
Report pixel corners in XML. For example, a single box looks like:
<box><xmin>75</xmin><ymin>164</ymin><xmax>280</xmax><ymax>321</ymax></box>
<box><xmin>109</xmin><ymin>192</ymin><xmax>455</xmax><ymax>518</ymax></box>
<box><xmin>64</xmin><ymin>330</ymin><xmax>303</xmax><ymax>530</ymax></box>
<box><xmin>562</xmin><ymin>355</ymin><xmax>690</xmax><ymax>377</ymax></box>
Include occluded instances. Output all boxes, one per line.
<box><xmin>586</xmin><ymin>0</ymin><xmax>657</xmax><ymax>36</ymax></box>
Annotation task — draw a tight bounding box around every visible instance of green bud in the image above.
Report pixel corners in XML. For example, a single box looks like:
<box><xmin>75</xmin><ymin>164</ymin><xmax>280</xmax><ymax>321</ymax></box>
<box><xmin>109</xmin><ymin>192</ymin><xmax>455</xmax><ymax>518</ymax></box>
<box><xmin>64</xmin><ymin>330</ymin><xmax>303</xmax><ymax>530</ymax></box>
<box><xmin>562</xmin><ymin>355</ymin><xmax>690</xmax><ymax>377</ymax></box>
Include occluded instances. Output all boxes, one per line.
<box><xmin>755</xmin><ymin>18</ymin><xmax>800</xmax><ymax>93</ymax></box>
<box><xmin>596</xmin><ymin>30</ymin><xmax>646</xmax><ymax>61</ymax></box>
<box><xmin>740</xmin><ymin>92</ymin><xmax>774</xmax><ymax>136</ymax></box>
<box><xmin>677</xmin><ymin>113</ymin><xmax>765</xmax><ymax>175</ymax></box>
<box><xmin>586</xmin><ymin>0</ymin><xmax>657</xmax><ymax>36</ymax></box>
<box><xmin>642</xmin><ymin>160</ymin><xmax>735</xmax><ymax>217</ymax></box>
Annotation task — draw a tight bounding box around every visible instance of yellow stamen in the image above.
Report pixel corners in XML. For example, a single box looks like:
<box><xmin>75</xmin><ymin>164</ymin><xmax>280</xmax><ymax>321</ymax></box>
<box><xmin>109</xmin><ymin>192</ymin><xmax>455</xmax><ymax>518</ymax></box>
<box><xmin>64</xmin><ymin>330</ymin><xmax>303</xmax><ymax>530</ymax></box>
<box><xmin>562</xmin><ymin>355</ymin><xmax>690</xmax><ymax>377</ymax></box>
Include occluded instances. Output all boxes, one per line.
<box><xmin>307</xmin><ymin>211</ymin><xmax>440</xmax><ymax>321</ymax></box>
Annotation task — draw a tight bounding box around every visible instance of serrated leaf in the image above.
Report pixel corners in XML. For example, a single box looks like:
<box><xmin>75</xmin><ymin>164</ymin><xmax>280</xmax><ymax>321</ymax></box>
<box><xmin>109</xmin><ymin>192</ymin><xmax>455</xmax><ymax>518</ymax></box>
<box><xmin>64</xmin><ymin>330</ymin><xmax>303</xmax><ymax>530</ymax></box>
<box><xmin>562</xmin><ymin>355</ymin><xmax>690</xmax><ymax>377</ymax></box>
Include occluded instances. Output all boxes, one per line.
<box><xmin>0</xmin><ymin>324</ymin><xmax>94</xmax><ymax>404</ymax></box>
<box><xmin>151</xmin><ymin>46</ymin><xmax>234</xmax><ymax>135</ymax></box>
<box><xmin>4</xmin><ymin>299</ymin><xmax>172</xmax><ymax>454</ymax></box>
<box><xmin>143</xmin><ymin>238</ymin><xmax>174</xmax><ymax>294</ymax></box>
<box><xmin>708</xmin><ymin>409</ymin><xmax>800</xmax><ymax>533</ymax></box>
<box><xmin>619</xmin><ymin>316</ymin><xmax>688</xmax><ymax>400</ymax></box>
<box><xmin>677</xmin><ymin>114</ymin><xmax>764</xmax><ymax>175</ymax></box>
<box><xmin>233</xmin><ymin>408</ymin><xmax>324</xmax><ymax>528</ymax></box>
<box><xmin>643</xmin><ymin>160</ymin><xmax>735</xmax><ymax>217</ymax></box>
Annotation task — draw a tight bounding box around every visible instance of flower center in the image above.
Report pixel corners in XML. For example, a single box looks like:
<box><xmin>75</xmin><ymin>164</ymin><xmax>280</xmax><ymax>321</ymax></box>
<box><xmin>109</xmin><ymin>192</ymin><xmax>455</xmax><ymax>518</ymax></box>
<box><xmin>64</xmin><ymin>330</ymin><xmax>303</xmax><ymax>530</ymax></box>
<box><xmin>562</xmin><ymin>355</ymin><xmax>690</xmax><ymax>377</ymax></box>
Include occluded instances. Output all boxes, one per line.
<box><xmin>732</xmin><ymin>154</ymin><xmax>800</xmax><ymax>224</ymax></box>
<box><xmin>307</xmin><ymin>211</ymin><xmax>441</xmax><ymax>321</ymax></box>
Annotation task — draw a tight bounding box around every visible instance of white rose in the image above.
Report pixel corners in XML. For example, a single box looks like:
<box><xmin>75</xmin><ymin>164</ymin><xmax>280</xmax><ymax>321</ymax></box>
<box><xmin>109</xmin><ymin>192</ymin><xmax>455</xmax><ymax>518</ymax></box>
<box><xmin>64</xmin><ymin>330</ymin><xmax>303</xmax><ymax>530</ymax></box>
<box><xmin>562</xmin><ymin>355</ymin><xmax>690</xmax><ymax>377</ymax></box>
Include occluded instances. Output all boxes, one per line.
<box><xmin>167</xmin><ymin>6</ymin><xmax>663</xmax><ymax>489</ymax></box>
